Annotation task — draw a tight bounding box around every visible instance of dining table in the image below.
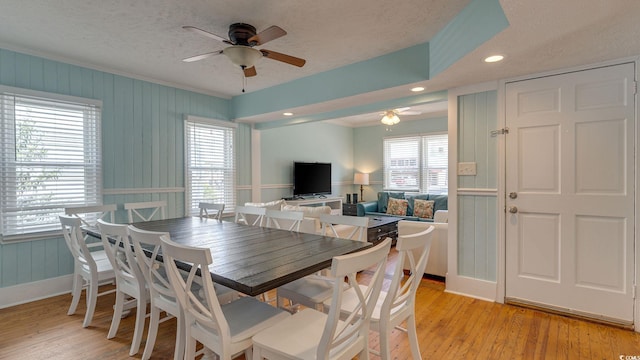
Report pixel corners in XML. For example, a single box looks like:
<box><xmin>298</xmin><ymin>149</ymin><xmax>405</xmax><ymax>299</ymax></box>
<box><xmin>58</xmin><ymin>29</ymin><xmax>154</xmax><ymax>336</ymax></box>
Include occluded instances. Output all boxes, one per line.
<box><xmin>85</xmin><ymin>216</ymin><xmax>371</xmax><ymax>297</ymax></box>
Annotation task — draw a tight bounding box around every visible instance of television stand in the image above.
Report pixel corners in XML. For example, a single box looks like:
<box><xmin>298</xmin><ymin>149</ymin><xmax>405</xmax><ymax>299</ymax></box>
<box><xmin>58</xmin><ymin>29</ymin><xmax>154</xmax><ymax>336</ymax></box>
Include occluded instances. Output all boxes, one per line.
<box><xmin>284</xmin><ymin>196</ymin><xmax>343</xmax><ymax>215</ymax></box>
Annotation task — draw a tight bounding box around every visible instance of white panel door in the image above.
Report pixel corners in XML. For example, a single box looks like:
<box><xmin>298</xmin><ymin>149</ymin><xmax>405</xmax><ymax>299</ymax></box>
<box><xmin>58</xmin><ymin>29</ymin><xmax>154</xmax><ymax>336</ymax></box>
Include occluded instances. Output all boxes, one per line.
<box><xmin>505</xmin><ymin>63</ymin><xmax>635</xmax><ymax>324</ymax></box>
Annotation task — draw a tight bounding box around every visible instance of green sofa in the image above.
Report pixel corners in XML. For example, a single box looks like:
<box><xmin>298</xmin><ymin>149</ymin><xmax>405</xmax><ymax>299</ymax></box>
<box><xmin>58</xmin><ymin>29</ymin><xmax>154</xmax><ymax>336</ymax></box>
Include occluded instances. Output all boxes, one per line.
<box><xmin>355</xmin><ymin>191</ymin><xmax>448</xmax><ymax>222</ymax></box>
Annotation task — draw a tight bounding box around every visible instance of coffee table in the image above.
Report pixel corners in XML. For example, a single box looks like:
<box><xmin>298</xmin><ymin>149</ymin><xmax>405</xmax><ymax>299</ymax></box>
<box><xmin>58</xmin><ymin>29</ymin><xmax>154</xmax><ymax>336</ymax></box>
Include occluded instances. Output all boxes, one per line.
<box><xmin>366</xmin><ymin>215</ymin><xmax>400</xmax><ymax>244</ymax></box>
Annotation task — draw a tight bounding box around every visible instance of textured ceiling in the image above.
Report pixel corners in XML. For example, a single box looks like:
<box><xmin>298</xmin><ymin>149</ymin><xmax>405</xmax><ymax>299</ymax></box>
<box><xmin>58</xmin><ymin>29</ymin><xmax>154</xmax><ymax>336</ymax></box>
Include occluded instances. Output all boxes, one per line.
<box><xmin>0</xmin><ymin>0</ymin><xmax>639</xmax><ymax>125</ymax></box>
<box><xmin>0</xmin><ymin>0</ymin><xmax>469</xmax><ymax>98</ymax></box>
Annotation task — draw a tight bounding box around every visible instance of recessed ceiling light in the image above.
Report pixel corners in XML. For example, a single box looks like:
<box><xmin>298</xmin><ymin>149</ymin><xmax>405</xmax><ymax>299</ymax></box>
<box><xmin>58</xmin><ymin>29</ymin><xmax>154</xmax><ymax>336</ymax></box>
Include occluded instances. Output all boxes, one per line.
<box><xmin>411</xmin><ymin>86</ymin><xmax>425</xmax><ymax>92</ymax></box>
<box><xmin>283</xmin><ymin>112</ymin><xmax>293</xmax><ymax>116</ymax></box>
<box><xmin>484</xmin><ymin>55</ymin><xmax>504</xmax><ymax>63</ymax></box>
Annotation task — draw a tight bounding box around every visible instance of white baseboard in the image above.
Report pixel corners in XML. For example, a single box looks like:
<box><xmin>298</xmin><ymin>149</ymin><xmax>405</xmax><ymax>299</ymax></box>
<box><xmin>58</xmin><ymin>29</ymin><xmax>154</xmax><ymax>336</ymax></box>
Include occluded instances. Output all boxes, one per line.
<box><xmin>445</xmin><ymin>274</ymin><xmax>497</xmax><ymax>302</ymax></box>
<box><xmin>0</xmin><ymin>275</ymin><xmax>73</xmax><ymax>309</ymax></box>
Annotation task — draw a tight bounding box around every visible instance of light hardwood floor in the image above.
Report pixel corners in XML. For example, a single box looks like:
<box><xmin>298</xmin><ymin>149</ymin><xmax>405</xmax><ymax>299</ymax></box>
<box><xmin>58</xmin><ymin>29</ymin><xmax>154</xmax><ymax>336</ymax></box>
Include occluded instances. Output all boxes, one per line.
<box><xmin>1</xmin><ymin>250</ymin><xmax>640</xmax><ymax>359</ymax></box>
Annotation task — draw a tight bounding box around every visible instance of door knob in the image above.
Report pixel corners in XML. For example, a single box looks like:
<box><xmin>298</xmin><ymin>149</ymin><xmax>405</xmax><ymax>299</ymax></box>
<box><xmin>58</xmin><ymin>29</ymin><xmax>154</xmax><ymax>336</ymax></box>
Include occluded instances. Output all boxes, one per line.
<box><xmin>508</xmin><ymin>206</ymin><xmax>518</xmax><ymax>214</ymax></box>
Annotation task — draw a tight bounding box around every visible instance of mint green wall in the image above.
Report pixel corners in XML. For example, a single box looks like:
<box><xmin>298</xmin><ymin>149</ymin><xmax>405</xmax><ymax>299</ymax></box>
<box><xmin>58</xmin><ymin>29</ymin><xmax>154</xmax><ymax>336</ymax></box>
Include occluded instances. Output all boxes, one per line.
<box><xmin>0</xmin><ymin>48</ymin><xmax>248</xmax><ymax>288</ymax></box>
<box><xmin>429</xmin><ymin>0</ymin><xmax>509</xmax><ymax>78</ymax></box>
<box><xmin>259</xmin><ymin>122</ymin><xmax>354</xmax><ymax>201</ymax></box>
<box><xmin>0</xmin><ymin>0</ymin><xmax>510</xmax><ymax>292</ymax></box>
<box><xmin>234</xmin><ymin>0</ymin><xmax>507</xmax><ymax>122</ymax></box>
<box><xmin>353</xmin><ymin>117</ymin><xmax>448</xmax><ymax>202</ymax></box>
<box><xmin>457</xmin><ymin>90</ymin><xmax>498</xmax><ymax>281</ymax></box>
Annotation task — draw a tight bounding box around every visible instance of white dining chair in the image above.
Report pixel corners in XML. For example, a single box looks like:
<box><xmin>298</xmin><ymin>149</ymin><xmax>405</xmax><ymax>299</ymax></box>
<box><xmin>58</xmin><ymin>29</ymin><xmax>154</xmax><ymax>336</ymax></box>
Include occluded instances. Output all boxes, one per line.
<box><xmin>59</xmin><ymin>215</ymin><xmax>116</xmax><ymax>328</ymax></box>
<box><xmin>199</xmin><ymin>202</ymin><xmax>225</xmax><ymax>220</ymax></box>
<box><xmin>252</xmin><ymin>238</ymin><xmax>392</xmax><ymax>360</ymax></box>
<box><xmin>234</xmin><ymin>205</ymin><xmax>266</xmax><ymax>227</ymax></box>
<box><xmin>65</xmin><ymin>204</ymin><xmax>117</xmax><ymax>227</ymax></box>
<box><xmin>97</xmin><ymin>219</ymin><xmax>149</xmax><ymax>356</ymax></box>
<box><xmin>276</xmin><ymin>214</ymin><xmax>370</xmax><ymax>313</ymax></box>
<box><xmin>127</xmin><ymin>226</ymin><xmax>184</xmax><ymax>360</ymax></box>
<box><xmin>64</xmin><ymin>204</ymin><xmax>118</xmax><ymax>259</ymax></box>
<box><xmin>264</xmin><ymin>209</ymin><xmax>304</xmax><ymax>232</ymax></box>
<box><xmin>161</xmin><ymin>236</ymin><xmax>291</xmax><ymax>360</ymax></box>
<box><xmin>326</xmin><ymin>225</ymin><xmax>434</xmax><ymax>359</ymax></box>
<box><xmin>260</xmin><ymin>209</ymin><xmax>306</xmax><ymax>304</ymax></box>
<box><xmin>124</xmin><ymin>200</ymin><xmax>167</xmax><ymax>222</ymax></box>
<box><xmin>319</xmin><ymin>214</ymin><xmax>370</xmax><ymax>241</ymax></box>
<box><xmin>128</xmin><ymin>225</ymin><xmax>239</xmax><ymax>360</ymax></box>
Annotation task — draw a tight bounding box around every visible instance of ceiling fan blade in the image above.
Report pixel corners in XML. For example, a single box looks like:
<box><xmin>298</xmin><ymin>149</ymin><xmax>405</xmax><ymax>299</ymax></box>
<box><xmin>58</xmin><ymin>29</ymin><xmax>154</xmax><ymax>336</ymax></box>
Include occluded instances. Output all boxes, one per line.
<box><xmin>395</xmin><ymin>107</ymin><xmax>421</xmax><ymax>115</ymax></box>
<box><xmin>182</xmin><ymin>50</ymin><xmax>223</xmax><ymax>62</ymax></box>
<box><xmin>248</xmin><ymin>25</ymin><xmax>286</xmax><ymax>46</ymax></box>
<box><xmin>244</xmin><ymin>66</ymin><xmax>257</xmax><ymax>77</ymax></box>
<box><xmin>182</xmin><ymin>26</ymin><xmax>233</xmax><ymax>44</ymax></box>
<box><xmin>260</xmin><ymin>49</ymin><xmax>306</xmax><ymax>67</ymax></box>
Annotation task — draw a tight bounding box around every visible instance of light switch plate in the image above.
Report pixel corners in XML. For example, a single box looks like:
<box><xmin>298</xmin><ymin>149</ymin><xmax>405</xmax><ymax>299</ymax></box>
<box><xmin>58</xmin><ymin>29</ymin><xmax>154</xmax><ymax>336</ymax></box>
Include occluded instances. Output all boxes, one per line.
<box><xmin>458</xmin><ymin>162</ymin><xmax>477</xmax><ymax>176</ymax></box>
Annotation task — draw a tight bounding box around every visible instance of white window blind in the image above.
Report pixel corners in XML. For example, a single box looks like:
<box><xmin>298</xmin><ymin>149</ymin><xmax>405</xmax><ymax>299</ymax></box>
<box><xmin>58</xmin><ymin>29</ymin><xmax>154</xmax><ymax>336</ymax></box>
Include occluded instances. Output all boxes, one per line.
<box><xmin>0</xmin><ymin>89</ymin><xmax>102</xmax><ymax>238</ymax></box>
<box><xmin>422</xmin><ymin>134</ymin><xmax>448</xmax><ymax>194</ymax></box>
<box><xmin>383</xmin><ymin>133</ymin><xmax>448</xmax><ymax>194</ymax></box>
<box><xmin>383</xmin><ymin>136</ymin><xmax>420</xmax><ymax>191</ymax></box>
<box><xmin>185</xmin><ymin>117</ymin><xmax>236</xmax><ymax>216</ymax></box>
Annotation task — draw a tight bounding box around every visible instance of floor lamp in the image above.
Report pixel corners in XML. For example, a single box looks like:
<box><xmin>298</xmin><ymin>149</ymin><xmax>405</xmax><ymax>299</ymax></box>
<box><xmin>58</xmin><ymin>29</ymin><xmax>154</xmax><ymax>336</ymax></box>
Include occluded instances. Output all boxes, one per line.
<box><xmin>353</xmin><ymin>173</ymin><xmax>369</xmax><ymax>202</ymax></box>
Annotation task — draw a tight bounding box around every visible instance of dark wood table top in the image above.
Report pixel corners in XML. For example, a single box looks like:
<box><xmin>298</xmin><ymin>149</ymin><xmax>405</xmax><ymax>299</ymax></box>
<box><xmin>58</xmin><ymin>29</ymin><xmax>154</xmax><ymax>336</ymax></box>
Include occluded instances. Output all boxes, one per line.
<box><xmin>87</xmin><ymin>217</ymin><xmax>370</xmax><ymax>296</ymax></box>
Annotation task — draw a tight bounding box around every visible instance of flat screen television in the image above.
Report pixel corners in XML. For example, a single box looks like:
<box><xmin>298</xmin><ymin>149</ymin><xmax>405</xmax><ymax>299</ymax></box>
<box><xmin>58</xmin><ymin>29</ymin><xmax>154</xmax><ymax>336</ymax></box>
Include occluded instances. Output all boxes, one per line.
<box><xmin>293</xmin><ymin>162</ymin><xmax>332</xmax><ymax>197</ymax></box>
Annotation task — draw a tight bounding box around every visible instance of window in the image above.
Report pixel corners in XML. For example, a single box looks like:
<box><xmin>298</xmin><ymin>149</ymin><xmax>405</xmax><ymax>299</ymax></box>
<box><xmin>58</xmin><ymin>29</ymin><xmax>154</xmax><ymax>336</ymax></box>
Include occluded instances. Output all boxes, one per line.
<box><xmin>383</xmin><ymin>133</ymin><xmax>448</xmax><ymax>194</ymax></box>
<box><xmin>184</xmin><ymin>116</ymin><xmax>236</xmax><ymax>216</ymax></box>
<box><xmin>0</xmin><ymin>87</ymin><xmax>102</xmax><ymax>239</ymax></box>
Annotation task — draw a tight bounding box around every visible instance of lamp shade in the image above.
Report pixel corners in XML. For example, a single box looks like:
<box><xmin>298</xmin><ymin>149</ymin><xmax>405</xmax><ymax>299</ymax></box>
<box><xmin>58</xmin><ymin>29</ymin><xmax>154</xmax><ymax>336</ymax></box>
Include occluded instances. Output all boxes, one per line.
<box><xmin>353</xmin><ymin>173</ymin><xmax>369</xmax><ymax>185</ymax></box>
<box><xmin>224</xmin><ymin>46</ymin><xmax>262</xmax><ymax>68</ymax></box>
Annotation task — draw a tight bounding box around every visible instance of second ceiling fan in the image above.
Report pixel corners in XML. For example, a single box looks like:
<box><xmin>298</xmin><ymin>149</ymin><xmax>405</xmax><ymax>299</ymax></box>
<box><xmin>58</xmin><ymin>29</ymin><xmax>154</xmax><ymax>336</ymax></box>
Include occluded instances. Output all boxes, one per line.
<box><xmin>182</xmin><ymin>23</ymin><xmax>306</xmax><ymax>78</ymax></box>
<box><xmin>380</xmin><ymin>107</ymin><xmax>422</xmax><ymax>125</ymax></box>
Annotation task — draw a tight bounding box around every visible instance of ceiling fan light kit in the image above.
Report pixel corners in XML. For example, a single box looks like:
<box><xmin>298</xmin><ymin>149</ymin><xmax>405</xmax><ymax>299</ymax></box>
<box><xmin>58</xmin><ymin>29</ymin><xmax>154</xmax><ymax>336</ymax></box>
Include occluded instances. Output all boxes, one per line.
<box><xmin>381</xmin><ymin>110</ymin><xmax>400</xmax><ymax>125</ymax></box>
<box><xmin>182</xmin><ymin>22</ymin><xmax>306</xmax><ymax>86</ymax></box>
<box><xmin>224</xmin><ymin>46</ymin><xmax>262</xmax><ymax>68</ymax></box>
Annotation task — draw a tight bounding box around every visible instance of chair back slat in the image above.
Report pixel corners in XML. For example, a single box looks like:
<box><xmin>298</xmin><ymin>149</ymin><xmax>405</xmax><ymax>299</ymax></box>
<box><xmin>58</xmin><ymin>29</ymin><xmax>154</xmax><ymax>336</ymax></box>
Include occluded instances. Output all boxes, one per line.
<box><xmin>234</xmin><ymin>205</ymin><xmax>266</xmax><ymax>226</ymax></box>
<box><xmin>161</xmin><ymin>238</ymin><xmax>231</xmax><ymax>343</ymax></box>
<box><xmin>124</xmin><ymin>201</ymin><xmax>167</xmax><ymax>222</ymax></box>
<box><xmin>198</xmin><ymin>202</ymin><xmax>225</xmax><ymax>220</ymax></box>
<box><xmin>318</xmin><ymin>238</ymin><xmax>391</xmax><ymax>359</ymax></box>
<box><xmin>385</xmin><ymin>225</ymin><xmax>434</xmax><ymax>317</ymax></box>
<box><xmin>65</xmin><ymin>204</ymin><xmax>117</xmax><ymax>228</ymax></box>
<box><xmin>319</xmin><ymin>214</ymin><xmax>369</xmax><ymax>242</ymax></box>
<box><xmin>97</xmin><ymin>220</ymin><xmax>142</xmax><ymax>290</ymax></box>
<box><xmin>265</xmin><ymin>209</ymin><xmax>304</xmax><ymax>232</ymax></box>
<box><xmin>59</xmin><ymin>215</ymin><xmax>97</xmax><ymax>272</ymax></box>
<box><xmin>128</xmin><ymin>225</ymin><xmax>175</xmax><ymax>300</ymax></box>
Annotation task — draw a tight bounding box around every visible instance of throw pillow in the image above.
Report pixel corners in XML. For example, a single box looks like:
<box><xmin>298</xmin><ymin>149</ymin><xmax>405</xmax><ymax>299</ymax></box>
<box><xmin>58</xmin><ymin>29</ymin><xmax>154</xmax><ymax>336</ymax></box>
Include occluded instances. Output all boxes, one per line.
<box><xmin>378</xmin><ymin>192</ymin><xmax>405</xmax><ymax>213</ymax></box>
<box><xmin>405</xmin><ymin>194</ymin><xmax>429</xmax><ymax>216</ymax></box>
<box><xmin>413</xmin><ymin>199</ymin><xmax>435</xmax><ymax>219</ymax></box>
<box><xmin>386</xmin><ymin>197</ymin><xmax>408</xmax><ymax>216</ymax></box>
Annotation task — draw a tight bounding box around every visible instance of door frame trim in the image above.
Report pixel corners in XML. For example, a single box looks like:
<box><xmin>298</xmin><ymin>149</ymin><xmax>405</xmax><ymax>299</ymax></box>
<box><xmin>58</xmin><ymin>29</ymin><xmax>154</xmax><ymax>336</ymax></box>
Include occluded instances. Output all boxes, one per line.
<box><xmin>496</xmin><ymin>56</ymin><xmax>640</xmax><ymax>331</ymax></box>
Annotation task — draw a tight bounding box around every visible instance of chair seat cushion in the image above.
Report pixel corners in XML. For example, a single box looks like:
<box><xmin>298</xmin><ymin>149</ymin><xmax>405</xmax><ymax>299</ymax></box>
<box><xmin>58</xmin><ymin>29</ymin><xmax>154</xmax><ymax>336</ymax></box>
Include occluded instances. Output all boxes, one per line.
<box><xmin>278</xmin><ymin>275</ymin><xmax>336</xmax><ymax>305</ymax></box>
<box><xmin>213</xmin><ymin>284</ymin><xmax>239</xmax><ymax>304</ymax></box>
<box><xmin>252</xmin><ymin>308</ymin><xmax>358</xmax><ymax>359</ymax></box>
<box><xmin>219</xmin><ymin>296</ymin><xmax>290</xmax><ymax>341</ymax></box>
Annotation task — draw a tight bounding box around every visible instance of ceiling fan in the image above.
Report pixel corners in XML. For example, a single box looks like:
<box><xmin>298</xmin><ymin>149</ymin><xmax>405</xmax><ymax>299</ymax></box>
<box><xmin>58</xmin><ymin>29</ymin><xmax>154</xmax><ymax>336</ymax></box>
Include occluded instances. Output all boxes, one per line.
<box><xmin>380</xmin><ymin>107</ymin><xmax>422</xmax><ymax>125</ymax></box>
<box><xmin>182</xmin><ymin>23</ymin><xmax>306</xmax><ymax>78</ymax></box>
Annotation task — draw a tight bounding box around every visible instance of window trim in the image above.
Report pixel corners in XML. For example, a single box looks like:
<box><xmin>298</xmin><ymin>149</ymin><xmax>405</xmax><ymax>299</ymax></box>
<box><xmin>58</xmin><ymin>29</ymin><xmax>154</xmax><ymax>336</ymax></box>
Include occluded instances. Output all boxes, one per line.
<box><xmin>0</xmin><ymin>86</ymin><xmax>103</xmax><ymax>243</ymax></box>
